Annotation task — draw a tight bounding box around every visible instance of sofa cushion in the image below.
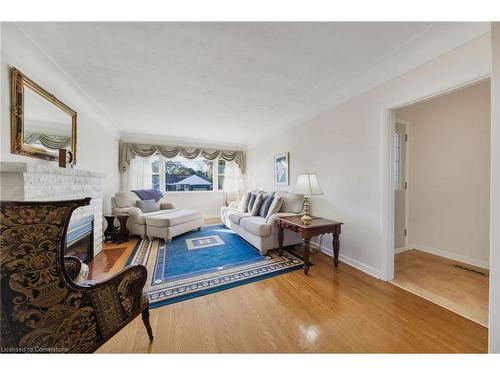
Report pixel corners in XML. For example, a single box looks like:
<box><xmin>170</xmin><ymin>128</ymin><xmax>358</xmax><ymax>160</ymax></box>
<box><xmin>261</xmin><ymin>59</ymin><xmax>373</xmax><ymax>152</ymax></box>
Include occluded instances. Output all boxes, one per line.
<box><xmin>146</xmin><ymin>209</ymin><xmax>202</xmax><ymax>227</ymax></box>
<box><xmin>136</xmin><ymin>199</ymin><xmax>159</xmax><ymax>213</ymax></box>
<box><xmin>265</xmin><ymin>196</ymin><xmax>284</xmax><ymax>220</ymax></box>
<box><xmin>280</xmin><ymin>193</ymin><xmax>304</xmax><ymax>214</ymax></box>
<box><xmin>258</xmin><ymin>192</ymin><xmax>275</xmax><ymax>217</ymax></box>
<box><xmin>134</xmin><ymin>209</ymin><xmax>177</xmax><ymax>224</ymax></box>
<box><xmin>237</xmin><ymin>191</ymin><xmax>251</xmax><ymax>212</ymax></box>
<box><xmin>240</xmin><ymin>216</ymin><xmax>271</xmax><ymax>237</ymax></box>
<box><xmin>229</xmin><ymin>212</ymin><xmax>253</xmax><ymax>225</ymax></box>
<box><xmin>249</xmin><ymin>193</ymin><xmax>264</xmax><ymax>215</ymax></box>
<box><xmin>114</xmin><ymin>191</ymin><xmax>140</xmax><ymax>208</ymax></box>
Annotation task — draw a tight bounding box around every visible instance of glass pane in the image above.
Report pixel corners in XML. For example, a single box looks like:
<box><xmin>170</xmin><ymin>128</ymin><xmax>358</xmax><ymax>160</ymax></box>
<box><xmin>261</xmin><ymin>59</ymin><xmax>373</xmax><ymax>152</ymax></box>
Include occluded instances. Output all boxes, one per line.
<box><xmin>152</xmin><ymin>174</ymin><xmax>160</xmax><ymax>190</ymax></box>
<box><xmin>151</xmin><ymin>155</ymin><xmax>159</xmax><ymax>174</ymax></box>
<box><xmin>165</xmin><ymin>157</ymin><xmax>213</xmax><ymax>191</ymax></box>
<box><xmin>218</xmin><ymin>175</ymin><xmax>225</xmax><ymax>191</ymax></box>
<box><xmin>393</xmin><ymin>134</ymin><xmax>401</xmax><ymax>189</ymax></box>
<box><xmin>218</xmin><ymin>159</ymin><xmax>226</xmax><ymax>175</ymax></box>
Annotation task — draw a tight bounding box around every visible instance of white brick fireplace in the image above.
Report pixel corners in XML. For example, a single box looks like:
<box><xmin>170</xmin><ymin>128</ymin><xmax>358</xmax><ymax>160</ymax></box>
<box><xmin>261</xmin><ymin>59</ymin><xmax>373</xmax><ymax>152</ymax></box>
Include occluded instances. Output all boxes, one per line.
<box><xmin>0</xmin><ymin>162</ymin><xmax>105</xmax><ymax>254</ymax></box>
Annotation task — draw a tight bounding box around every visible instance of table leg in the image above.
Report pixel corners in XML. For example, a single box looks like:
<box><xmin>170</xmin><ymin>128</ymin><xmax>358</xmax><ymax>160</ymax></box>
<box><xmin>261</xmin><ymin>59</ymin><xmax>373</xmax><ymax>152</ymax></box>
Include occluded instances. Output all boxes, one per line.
<box><xmin>278</xmin><ymin>224</ymin><xmax>284</xmax><ymax>256</ymax></box>
<box><xmin>333</xmin><ymin>233</ymin><xmax>340</xmax><ymax>267</ymax></box>
<box><xmin>116</xmin><ymin>216</ymin><xmax>130</xmax><ymax>244</ymax></box>
<box><xmin>303</xmin><ymin>239</ymin><xmax>310</xmax><ymax>275</ymax></box>
<box><xmin>104</xmin><ymin>216</ymin><xmax>116</xmax><ymax>242</ymax></box>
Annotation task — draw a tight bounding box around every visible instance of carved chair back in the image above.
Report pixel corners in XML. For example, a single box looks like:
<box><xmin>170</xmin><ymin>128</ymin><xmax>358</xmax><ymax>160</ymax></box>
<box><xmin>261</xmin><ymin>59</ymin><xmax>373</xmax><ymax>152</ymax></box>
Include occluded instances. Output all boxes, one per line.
<box><xmin>0</xmin><ymin>198</ymin><xmax>152</xmax><ymax>353</ymax></box>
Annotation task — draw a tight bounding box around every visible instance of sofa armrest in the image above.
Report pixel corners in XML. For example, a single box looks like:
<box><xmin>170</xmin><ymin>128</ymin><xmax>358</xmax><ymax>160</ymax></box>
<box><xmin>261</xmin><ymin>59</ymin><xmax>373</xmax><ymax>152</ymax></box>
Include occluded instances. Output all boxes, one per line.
<box><xmin>227</xmin><ymin>201</ymin><xmax>239</xmax><ymax>209</ymax></box>
<box><xmin>267</xmin><ymin>212</ymin><xmax>300</xmax><ymax>225</ymax></box>
<box><xmin>160</xmin><ymin>202</ymin><xmax>175</xmax><ymax>210</ymax></box>
<box><xmin>112</xmin><ymin>206</ymin><xmax>142</xmax><ymax>217</ymax></box>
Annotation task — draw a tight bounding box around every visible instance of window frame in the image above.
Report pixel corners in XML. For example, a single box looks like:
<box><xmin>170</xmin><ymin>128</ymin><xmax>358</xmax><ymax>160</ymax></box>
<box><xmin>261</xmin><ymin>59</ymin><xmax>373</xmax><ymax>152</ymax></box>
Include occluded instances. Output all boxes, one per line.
<box><xmin>152</xmin><ymin>154</ymin><xmax>225</xmax><ymax>193</ymax></box>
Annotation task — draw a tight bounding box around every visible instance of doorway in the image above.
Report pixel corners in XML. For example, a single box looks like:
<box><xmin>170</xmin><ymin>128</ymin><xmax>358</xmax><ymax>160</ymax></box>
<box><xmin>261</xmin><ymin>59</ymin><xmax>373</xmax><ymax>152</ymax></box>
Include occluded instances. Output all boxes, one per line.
<box><xmin>390</xmin><ymin>79</ymin><xmax>491</xmax><ymax>327</ymax></box>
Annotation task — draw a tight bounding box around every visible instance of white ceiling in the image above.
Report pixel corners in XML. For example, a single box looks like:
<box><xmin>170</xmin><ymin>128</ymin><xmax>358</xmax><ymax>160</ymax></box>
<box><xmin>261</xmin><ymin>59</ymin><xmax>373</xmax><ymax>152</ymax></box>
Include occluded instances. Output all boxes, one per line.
<box><xmin>15</xmin><ymin>22</ymin><xmax>488</xmax><ymax>148</ymax></box>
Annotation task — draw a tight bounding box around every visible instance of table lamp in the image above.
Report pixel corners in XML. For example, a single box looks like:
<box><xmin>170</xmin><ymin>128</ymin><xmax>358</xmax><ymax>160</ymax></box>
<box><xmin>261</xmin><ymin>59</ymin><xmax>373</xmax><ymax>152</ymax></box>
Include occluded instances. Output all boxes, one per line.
<box><xmin>293</xmin><ymin>172</ymin><xmax>324</xmax><ymax>225</ymax></box>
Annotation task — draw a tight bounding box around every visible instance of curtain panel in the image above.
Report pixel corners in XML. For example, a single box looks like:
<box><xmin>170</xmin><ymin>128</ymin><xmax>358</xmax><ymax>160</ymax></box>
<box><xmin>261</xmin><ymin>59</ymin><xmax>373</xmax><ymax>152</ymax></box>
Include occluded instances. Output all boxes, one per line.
<box><xmin>119</xmin><ymin>142</ymin><xmax>246</xmax><ymax>174</ymax></box>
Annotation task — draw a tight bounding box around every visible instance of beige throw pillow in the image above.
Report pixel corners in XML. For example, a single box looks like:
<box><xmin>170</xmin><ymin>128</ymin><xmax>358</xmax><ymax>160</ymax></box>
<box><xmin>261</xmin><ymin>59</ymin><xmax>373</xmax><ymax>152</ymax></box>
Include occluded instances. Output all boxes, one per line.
<box><xmin>265</xmin><ymin>196</ymin><xmax>284</xmax><ymax>220</ymax></box>
<box><xmin>237</xmin><ymin>191</ymin><xmax>251</xmax><ymax>212</ymax></box>
<box><xmin>249</xmin><ymin>193</ymin><xmax>264</xmax><ymax>216</ymax></box>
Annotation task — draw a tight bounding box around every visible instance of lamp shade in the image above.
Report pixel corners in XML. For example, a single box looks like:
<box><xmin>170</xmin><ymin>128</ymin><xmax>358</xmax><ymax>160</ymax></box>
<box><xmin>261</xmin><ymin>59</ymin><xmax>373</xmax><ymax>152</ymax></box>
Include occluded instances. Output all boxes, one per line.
<box><xmin>293</xmin><ymin>173</ymin><xmax>323</xmax><ymax>196</ymax></box>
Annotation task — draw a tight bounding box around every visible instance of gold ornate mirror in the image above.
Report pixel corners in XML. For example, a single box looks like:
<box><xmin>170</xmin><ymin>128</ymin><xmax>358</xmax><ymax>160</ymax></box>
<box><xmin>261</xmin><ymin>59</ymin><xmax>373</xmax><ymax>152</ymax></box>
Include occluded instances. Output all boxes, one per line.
<box><xmin>10</xmin><ymin>67</ymin><xmax>77</xmax><ymax>163</ymax></box>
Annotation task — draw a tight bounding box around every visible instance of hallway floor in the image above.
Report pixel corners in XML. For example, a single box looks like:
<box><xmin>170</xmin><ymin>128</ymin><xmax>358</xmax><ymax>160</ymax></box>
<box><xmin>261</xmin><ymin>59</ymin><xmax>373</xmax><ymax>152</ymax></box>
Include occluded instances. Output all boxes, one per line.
<box><xmin>392</xmin><ymin>250</ymin><xmax>489</xmax><ymax>326</ymax></box>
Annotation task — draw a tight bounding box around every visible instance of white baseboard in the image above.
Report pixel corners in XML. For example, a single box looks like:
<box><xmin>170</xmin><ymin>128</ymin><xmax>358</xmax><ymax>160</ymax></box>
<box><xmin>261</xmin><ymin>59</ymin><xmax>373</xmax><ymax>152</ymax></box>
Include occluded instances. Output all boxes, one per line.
<box><xmin>410</xmin><ymin>244</ymin><xmax>489</xmax><ymax>269</ymax></box>
<box><xmin>394</xmin><ymin>247</ymin><xmax>409</xmax><ymax>254</ymax></box>
<box><xmin>311</xmin><ymin>240</ymin><xmax>381</xmax><ymax>279</ymax></box>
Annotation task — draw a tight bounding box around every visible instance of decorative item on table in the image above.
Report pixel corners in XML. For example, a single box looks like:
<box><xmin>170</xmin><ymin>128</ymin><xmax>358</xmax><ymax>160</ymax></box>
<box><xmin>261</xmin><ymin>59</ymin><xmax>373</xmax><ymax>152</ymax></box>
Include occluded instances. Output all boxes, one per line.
<box><xmin>58</xmin><ymin>148</ymin><xmax>74</xmax><ymax>168</ymax></box>
<box><xmin>274</xmin><ymin>152</ymin><xmax>289</xmax><ymax>185</ymax></box>
<box><xmin>293</xmin><ymin>172</ymin><xmax>324</xmax><ymax>225</ymax></box>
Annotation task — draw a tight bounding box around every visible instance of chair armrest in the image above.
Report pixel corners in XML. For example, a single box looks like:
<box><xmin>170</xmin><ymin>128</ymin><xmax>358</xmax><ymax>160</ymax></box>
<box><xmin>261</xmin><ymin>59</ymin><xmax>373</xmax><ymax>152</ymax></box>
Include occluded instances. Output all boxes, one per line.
<box><xmin>64</xmin><ymin>255</ymin><xmax>82</xmax><ymax>281</ymax></box>
<box><xmin>112</xmin><ymin>206</ymin><xmax>142</xmax><ymax>217</ymax></box>
<box><xmin>227</xmin><ymin>201</ymin><xmax>239</xmax><ymax>209</ymax></box>
<box><xmin>82</xmin><ymin>264</ymin><xmax>149</xmax><ymax>319</ymax></box>
<box><xmin>267</xmin><ymin>212</ymin><xmax>300</xmax><ymax>225</ymax></box>
<box><xmin>160</xmin><ymin>202</ymin><xmax>175</xmax><ymax>210</ymax></box>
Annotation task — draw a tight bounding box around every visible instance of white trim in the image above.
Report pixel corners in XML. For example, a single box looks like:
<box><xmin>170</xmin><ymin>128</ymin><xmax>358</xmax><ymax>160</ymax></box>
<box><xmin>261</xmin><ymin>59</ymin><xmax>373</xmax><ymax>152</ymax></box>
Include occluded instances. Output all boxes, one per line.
<box><xmin>489</xmin><ymin>22</ymin><xmax>500</xmax><ymax>353</ymax></box>
<box><xmin>311</xmin><ymin>240</ymin><xmax>381</xmax><ymax>280</ymax></box>
<box><xmin>411</xmin><ymin>244</ymin><xmax>490</xmax><ymax>269</ymax></box>
<box><xmin>394</xmin><ymin>247</ymin><xmax>409</xmax><ymax>255</ymax></box>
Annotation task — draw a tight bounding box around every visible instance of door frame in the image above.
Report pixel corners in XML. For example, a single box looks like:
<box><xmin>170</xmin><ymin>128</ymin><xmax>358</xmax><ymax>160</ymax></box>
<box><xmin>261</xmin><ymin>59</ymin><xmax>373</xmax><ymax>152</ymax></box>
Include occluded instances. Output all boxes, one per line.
<box><xmin>382</xmin><ymin>76</ymin><xmax>491</xmax><ymax>281</ymax></box>
<box><xmin>394</xmin><ymin>119</ymin><xmax>410</xmax><ymax>253</ymax></box>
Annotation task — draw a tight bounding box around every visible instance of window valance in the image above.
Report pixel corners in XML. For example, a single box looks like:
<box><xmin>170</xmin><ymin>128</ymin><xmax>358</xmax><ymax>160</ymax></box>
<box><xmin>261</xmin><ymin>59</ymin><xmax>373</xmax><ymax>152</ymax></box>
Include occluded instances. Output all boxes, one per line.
<box><xmin>24</xmin><ymin>132</ymin><xmax>71</xmax><ymax>150</ymax></box>
<box><xmin>119</xmin><ymin>142</ymin><xmax>246</xmax><ymax>174</ymax></box>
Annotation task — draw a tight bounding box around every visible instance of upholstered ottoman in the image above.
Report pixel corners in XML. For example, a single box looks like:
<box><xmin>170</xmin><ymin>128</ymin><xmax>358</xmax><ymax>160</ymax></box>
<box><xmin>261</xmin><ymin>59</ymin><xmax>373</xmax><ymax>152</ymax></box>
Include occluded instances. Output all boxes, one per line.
<box><xmin>146</xmin><ymin>209</ymin><xmax>203</xmax><ymax>242</ymax></box>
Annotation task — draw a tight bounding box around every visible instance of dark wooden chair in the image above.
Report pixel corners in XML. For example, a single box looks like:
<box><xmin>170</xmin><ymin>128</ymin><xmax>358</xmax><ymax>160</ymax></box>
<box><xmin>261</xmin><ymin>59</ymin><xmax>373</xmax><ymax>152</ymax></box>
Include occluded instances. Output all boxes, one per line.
<box><xmin>0</xmin><ymin>198</ymin><xmax>153</xmax><ymax>353</ymax></box>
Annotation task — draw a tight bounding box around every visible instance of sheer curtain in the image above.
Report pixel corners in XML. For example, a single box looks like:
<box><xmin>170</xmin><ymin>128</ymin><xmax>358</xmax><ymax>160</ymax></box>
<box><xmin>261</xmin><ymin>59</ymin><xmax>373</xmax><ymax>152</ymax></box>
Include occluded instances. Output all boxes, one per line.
<box><xmin>123</xmin><ymin>156</ymin><xmax>153</xmax><ymax>190</ymax></box>
<box><xmin>222</xmin><ymin>161</ymin><xmax>243</xmax><ymax>201</ymax></box>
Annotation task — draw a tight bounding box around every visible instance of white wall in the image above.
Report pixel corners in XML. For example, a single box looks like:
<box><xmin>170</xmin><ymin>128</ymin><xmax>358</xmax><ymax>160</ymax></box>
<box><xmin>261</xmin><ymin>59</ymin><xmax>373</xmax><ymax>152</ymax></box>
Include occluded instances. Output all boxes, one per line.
<box><xmin>0</xmin><ymin>23</ymin><xmax>119</xmax><ymax>212</ymax></box>
<box><xmin>489</xmin><ymin>22</ymin><xmax>500</xmax><ymax>354</ymax></box>
<box><xmin>396</xmin><ymin>80</ymin><xmax>491</xmax><ymax>268</ymax></box>
<box><xmin>246</xmin><ymin>33</ymin><xmax>491</xmax><ymax>279</ymax></box>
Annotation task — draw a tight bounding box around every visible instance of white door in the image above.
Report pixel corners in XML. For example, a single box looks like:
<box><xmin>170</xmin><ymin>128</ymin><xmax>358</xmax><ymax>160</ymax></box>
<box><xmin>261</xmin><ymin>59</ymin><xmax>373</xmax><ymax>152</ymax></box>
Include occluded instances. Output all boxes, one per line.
<box><xmin>394</xmin><ymin>122</ymin><xmax>407</xmax><ymax>250</ymax></box>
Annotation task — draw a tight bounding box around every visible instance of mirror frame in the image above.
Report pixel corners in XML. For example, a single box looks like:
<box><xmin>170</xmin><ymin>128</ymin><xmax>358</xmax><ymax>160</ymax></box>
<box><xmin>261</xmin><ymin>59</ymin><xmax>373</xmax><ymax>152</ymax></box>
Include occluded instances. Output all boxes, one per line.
<box><xmin>10</xmin><ymin>67</ymin><xmax>77</xmax><ymax>163</ymax></box>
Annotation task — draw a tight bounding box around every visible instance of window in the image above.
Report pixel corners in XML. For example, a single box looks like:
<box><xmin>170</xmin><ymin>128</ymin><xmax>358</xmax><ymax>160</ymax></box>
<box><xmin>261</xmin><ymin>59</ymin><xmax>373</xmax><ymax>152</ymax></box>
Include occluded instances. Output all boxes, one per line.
<box><xmin>393</xmin><ymin>133</ymin><xmax>401</xmax><ymax>189</ymax></box>
<box><xmin>150</xmin><ymin>154</ymin><xmax>226</xmax><ymax>192</ymax></box>
<box><xmin>165</xmin><ymin>158</ymin><xmax>213</xmax><ymax>191</ymax></box>
<box><xmin>151</xmin><ymin>156</ymin><xmax>160</xmax><ymax>190</ymax></box>
<box><xmin>217</xmin><ymin>160</ymin><xmax>226</xmax><ymax>190</ymax></box>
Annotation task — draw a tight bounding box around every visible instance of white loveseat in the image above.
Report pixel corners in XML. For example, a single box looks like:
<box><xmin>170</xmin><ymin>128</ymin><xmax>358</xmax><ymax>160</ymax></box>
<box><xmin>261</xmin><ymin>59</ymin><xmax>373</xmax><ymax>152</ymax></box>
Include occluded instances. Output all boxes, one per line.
<box><xmin>111</xmin><ymin>191</ymin><xmax>203</xmax><ymax>242</ymax></box>
<box><xmin>221</xmin><ymin>190</ymin><xmax>304</xmax><ymax>255</ymax></box>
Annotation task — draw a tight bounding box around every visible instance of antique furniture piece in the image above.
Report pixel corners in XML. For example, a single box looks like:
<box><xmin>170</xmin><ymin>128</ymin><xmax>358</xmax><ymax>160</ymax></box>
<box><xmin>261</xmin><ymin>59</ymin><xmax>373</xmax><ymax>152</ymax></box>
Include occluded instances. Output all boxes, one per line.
<box><xmin>221</xmin><ymin>190</ymin><xmax>304</xmax><ymax>255</ymax></box>
<box><xmin>58</xmin><ymin>148</ymin><xmax>74</xmax><ymax>168</ymax></box>
<box><xmin>293</xmin><ymin>172</ymin><xmax>324</xmax><ymax>225</ymax></box>
<box><xmin>277</xmin><ymin>215</ymin><xmax>343</xmax><ymax>275</ymax></box>
<box><xmin>0</xmin><ymin>198</ymin><xmax>153</xmax><ymax>353</ymax></box>
<box><xmin>111</xmin><ymin>191</ymin><xmax>202</xmax><ymax>242</ymax></box>
<box><xmin>104</xmin><ymin>213</ymin><xmax>130</xmax><ymax>244</ymax></box>
<box><xmin>10</xmin><ymin>67</ymin><xmax>77</xmax><ymax>163</ymax></box>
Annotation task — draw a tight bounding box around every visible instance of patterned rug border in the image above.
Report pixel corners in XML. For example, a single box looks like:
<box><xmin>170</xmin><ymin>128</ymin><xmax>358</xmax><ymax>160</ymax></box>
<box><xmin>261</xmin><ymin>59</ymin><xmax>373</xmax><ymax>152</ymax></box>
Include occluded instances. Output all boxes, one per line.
<box><xmin>125</xmin><ymin>227</ymin><xmax>304</xmax><ymax>308</ymax></box>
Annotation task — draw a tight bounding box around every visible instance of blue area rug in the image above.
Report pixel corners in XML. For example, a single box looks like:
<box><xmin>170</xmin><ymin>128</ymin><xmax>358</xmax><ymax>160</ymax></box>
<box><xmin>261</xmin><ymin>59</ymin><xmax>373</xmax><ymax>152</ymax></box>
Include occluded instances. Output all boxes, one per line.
<box><xmin>125</xmin><ymin>224</ymin><xmax>303</xmax><ymax>308</ymax></box>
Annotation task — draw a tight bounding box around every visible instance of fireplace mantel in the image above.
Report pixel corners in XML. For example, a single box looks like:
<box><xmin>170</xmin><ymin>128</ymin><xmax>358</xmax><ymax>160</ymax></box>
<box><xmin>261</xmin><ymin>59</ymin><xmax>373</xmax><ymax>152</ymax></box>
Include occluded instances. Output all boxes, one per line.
<box><xmin>0</xmin><ymin>161</ymin><xmax>106</xmax><ymax>255</ymax></box>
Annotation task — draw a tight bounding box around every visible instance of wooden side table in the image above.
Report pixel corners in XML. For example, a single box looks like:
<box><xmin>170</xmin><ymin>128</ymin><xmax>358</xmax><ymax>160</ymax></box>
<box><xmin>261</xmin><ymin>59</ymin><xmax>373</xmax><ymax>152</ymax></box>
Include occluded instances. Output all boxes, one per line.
<box><xmin>103</xmin><ymin>214</ymin><xmax>130</xmax><ymax>244</ymax></box>
<box><xmin>277</xmin><ymin>215</ymin><xmax>343</xmax><ymax>275</ymax></box>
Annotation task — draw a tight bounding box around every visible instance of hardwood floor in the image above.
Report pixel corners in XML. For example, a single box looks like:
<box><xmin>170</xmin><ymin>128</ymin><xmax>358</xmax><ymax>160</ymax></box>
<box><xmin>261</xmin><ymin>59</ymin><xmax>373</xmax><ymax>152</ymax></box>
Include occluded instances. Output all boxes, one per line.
<box><xmin>93</xmin><ymin>244</ymin><xmax>488</xmax><ymax>353</ymax></box>
<box><xmin>392</xmin><ymin>249</ymin><xmax>489</xmax><ymax>327</ymax></box>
